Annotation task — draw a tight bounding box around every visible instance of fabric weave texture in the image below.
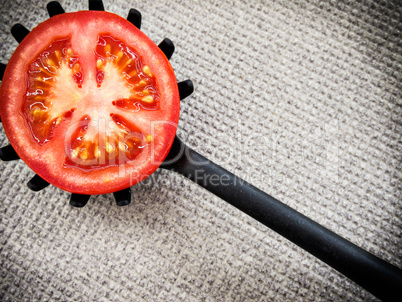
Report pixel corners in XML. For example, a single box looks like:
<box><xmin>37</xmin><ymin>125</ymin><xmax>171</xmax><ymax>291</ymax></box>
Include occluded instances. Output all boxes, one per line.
<box><xmin>0</xmin><ymin>0</ymin><xmax>401</xmax><ymax>301</ymax></box>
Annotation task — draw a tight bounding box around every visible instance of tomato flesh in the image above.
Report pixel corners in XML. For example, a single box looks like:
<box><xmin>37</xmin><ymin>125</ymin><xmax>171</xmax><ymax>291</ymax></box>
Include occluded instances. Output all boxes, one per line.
<box><xmin>23</xmin><ymin>34</ymin><xmax>160</xmax><ymax>170</ymax></box>
<box><xmin>0</xmin><ymin>11</ymin><xmax>180</xmax><ymax>194</ymax></box>
<box><xmin>23</xmin><ymin>38</ymin><xmax>81</xmax><ymax>144</ymax></box>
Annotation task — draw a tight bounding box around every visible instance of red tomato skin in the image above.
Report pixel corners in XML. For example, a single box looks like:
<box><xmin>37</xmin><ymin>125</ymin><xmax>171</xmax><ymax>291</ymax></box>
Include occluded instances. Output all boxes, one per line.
<box><xmin>0</xmin><ymin>11</ymin><xmax>180</xmax><ymax>194</ymax></box>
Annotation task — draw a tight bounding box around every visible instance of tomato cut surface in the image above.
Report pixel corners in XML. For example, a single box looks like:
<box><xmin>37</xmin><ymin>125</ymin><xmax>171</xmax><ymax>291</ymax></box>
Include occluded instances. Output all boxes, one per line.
<box><xmin>0</xmin><ymin>11</ymin><xmax>180</xmax><ymax>194</ymax></box>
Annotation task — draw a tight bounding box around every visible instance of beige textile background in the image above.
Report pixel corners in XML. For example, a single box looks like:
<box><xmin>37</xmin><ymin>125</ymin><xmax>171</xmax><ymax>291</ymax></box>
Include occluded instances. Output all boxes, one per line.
<box><xmin>1</xmin><ymin>0</ymin><xmax>401</xmax><ymax>301</ymax></box>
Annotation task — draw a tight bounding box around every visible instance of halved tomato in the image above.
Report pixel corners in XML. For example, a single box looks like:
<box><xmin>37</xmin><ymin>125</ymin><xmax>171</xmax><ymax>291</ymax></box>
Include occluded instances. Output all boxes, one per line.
<box><xmin>0</xmin><ymin>11</ymin><xmax>180</xmax><ymax>194</ymax></box>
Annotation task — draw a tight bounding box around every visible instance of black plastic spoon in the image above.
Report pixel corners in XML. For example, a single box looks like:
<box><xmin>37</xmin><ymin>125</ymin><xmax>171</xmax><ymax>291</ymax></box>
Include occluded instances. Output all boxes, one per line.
<box><xmin>161</xmin><ymin>135</ymin><xmax>402</xmax><ymax>301</ymax></box>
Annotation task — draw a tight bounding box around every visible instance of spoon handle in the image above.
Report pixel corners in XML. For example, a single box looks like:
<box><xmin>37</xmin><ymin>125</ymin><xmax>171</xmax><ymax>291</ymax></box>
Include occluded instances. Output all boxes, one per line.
<box><xmin>161</xmin><ymin>135</ymin><xmax>402</xmax><ymax>301</ymax></box>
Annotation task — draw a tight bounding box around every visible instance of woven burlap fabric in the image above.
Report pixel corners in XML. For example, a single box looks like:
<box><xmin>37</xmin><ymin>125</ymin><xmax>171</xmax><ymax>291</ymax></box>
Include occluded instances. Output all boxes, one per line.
<box><xmin>0</xmin><ymin>0</ymin><xmax>401</xmax><ymax>301</ymax></box>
